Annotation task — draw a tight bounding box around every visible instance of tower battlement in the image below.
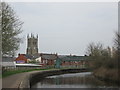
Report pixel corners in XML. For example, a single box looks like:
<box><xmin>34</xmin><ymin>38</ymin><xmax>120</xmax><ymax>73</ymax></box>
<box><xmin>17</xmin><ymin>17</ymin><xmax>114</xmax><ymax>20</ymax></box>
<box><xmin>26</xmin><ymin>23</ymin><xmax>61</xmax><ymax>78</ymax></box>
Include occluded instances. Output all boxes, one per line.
<box><xmin>26</xmin><ymin>34</ymin><xmax>38</xmax><ymax>55</ymax></box>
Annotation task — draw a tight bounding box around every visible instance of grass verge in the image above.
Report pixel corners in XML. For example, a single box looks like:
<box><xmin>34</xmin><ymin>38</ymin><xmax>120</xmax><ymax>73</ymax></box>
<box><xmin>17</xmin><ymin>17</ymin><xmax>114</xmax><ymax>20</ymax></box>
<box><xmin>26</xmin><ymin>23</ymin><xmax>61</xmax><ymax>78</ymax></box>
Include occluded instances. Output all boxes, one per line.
<box><xmin>2</xmin><ymin>68</ymin><xmax>58</xmax><ymax>78</ymax></box>
<box><xmin>2</xmin><ymin>67</ymin><xmax>90</xmax><ymax>78</ymax></box>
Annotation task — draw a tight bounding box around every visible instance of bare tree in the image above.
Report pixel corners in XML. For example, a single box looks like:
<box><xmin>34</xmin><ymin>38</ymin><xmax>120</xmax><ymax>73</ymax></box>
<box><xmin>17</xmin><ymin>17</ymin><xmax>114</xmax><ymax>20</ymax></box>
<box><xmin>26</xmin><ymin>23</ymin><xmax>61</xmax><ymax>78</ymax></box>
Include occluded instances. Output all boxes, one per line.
<box><xmin>86</xmin><ymin>42</ymin><xmax>103</xmax><ymax>57</ymax></box>
<box><xmin>1</xmin><ymin>2</ymin><xmax>23</xmax><ymax>57</ymax></box>
<box><xmin>114</xmin><ymin>31</ymin><xmax>120</xmax><ymax>53</ymax></box>
<box><xmin>85</xmin><ymin>33</ymin><xmax>119</xmax><ymax>82</ymax></box>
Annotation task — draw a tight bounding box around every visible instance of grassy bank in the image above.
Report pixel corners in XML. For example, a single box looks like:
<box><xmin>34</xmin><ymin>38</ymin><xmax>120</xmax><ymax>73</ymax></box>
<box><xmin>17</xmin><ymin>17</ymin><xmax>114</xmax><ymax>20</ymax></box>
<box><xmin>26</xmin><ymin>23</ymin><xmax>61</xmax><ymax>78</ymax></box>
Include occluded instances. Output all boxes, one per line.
<box><xmin>2</xmin><ymin>68</ymin><xmax>58</xmax><ymax>78</ymax></box>
<box><xmin>93</xmin><ymin>67</ymin><xmax>119</xmax><ymax>84</ymax></box>
<box><xmin>0</xmin><ymin>75</ymin><xmax>2</xmax><ymax>78</ymax></box>
<box><xmin>2</xmin><ymin>67</ymin><xmax>89</xmax><ymax>78</ymax></box>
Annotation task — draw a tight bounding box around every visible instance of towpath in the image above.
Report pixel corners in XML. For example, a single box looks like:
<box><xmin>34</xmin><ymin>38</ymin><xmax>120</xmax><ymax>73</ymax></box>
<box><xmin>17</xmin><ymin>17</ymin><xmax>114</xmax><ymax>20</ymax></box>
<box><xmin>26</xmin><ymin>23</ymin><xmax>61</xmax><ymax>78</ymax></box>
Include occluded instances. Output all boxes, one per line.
<box><xmin>2</xmin><ymin>71</ymin><xmax>41</xmax><ymax>88</ymax></box>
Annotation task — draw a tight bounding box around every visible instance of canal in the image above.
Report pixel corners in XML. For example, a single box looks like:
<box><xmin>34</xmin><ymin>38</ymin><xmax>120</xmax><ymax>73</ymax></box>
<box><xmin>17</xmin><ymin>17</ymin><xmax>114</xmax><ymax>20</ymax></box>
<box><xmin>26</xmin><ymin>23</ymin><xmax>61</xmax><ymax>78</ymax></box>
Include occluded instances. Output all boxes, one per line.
<box><xmin>31</xmin><ymin>72</ymin><xmax>118</xmax><ymax>88</ymax></box>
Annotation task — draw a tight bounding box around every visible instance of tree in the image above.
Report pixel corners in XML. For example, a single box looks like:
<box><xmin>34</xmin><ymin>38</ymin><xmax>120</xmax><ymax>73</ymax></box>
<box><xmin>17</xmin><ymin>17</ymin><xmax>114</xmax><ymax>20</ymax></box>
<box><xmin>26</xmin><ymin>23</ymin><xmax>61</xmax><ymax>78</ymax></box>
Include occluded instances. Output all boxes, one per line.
<box><xmin>0</xmin><ymin>3</ymin><xmax>2</xmax><ymax>58</ymax></box>
<box><xmin>1</xmin><ymin>2</ymin><xmax>23</xmax><ymax>57</ymax></box>
<box><xmin>86</xmin><ymin>42</ymin><xmax>103</xmax><ymax>57</ymax></box>
<box><xmin>114</xmin><ymin>31</ymin><xmax>120</xmax><ymax>50</ymax></box>
<box><xmin>114</xmin><ymin>31</ymin><xmax>120</xmax><ymax>59</ymax></box>
<box><xmin>85</xmin><ymin>34</ymin><xmax>119</xmax><ymax>82</ymax></box>
<box><xmin>86</xmin><ymin>42</ymin><xmax>103</xmax><ymax>69</ymax></box>
<box><xmin>86</xmin><ymin>42</ymin><xmax>114</xmax><ymax>69</ymax></box>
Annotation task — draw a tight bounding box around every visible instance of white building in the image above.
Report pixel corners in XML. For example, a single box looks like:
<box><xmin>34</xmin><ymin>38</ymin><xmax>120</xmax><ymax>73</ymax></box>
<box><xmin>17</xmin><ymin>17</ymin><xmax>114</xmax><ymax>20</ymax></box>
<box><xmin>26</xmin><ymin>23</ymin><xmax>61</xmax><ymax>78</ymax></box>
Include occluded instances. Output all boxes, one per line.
<box><xmin>2</xmin><ymin>57</ymin><xmax>16</xmax><ymax>68</ymax></box>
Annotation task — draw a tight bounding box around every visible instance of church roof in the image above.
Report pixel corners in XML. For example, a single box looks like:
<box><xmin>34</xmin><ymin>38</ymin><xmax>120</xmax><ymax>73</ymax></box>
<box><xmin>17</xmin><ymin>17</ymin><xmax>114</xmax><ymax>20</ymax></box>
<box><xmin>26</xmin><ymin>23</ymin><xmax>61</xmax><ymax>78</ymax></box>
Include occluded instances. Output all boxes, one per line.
<box><xmin>40</xmin><ymin>53</ymin><xmax>57</xmax><ymax>60</ymax></box>
<box><xmin>24</xmin><ymin>54</ymin><xmax>39</xmax><ymax>59</ymax></box>
<box><xmin>16</xmin><ymin>54</ymin><xmax>40</xmax><ymax>60</ymax></box>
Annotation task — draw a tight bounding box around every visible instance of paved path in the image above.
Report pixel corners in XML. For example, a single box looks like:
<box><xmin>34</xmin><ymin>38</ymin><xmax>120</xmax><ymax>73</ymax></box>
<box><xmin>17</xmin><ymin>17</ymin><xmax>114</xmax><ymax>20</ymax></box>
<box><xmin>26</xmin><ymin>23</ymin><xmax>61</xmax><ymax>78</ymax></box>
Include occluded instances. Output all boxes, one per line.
<box><xmin>2</xmin><ymin>71</ymin><xmax>41</xmax><ymax>88</ymax></box>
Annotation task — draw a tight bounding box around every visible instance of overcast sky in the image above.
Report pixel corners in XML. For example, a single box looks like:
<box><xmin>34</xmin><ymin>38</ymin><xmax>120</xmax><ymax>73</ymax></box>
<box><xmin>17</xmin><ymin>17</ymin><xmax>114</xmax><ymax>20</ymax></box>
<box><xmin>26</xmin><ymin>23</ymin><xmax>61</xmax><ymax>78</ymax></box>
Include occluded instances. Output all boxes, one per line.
<box><xmin>9</xmin><ymin>2</ymin><xmax>118</xmax><ymax>56</ymax></box>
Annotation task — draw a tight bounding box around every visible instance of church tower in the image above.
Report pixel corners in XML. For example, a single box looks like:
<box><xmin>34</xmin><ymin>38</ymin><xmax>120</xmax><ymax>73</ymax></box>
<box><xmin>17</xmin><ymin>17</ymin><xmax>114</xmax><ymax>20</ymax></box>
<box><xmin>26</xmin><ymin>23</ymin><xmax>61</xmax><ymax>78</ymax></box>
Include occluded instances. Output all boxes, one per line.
<box><xmin>26</xmin><ymin>34</ymin><xmax>38</xmax><ymax>55</ymax></box>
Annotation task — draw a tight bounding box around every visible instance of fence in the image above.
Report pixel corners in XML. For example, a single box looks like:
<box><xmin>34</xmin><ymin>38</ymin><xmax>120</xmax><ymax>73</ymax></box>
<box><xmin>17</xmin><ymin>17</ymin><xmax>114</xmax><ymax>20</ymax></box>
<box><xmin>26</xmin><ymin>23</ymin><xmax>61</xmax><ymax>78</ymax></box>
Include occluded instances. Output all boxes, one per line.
<box><xmin>2</xmin><ymin>66</ymin><xmax>49</xmax><ymax>73</ymax></box>
<box><xmin>2</xmin><ymin>64</ymin><xmax>89</xmax><ymax>73</ymax></box>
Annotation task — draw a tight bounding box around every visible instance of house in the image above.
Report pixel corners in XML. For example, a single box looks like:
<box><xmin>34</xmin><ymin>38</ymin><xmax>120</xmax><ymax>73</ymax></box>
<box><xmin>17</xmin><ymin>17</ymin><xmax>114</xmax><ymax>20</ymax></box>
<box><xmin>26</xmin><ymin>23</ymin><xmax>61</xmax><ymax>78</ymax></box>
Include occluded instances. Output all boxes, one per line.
<box><xmin>40</xmin><ymin>53</ymin><xmax>58</xmax><ymax>66</ymax></box>
<box><xmin>15</xmin><ymin>53</ymin><xmax>41</xmax><ymax>64</ymax></box>
<box><xmin>57</xmin><ymin>55</ymin><xmax>88</xmax><ymax>68</ymax></box>
<box><xmin>35</xmin><ymin>57</ymin><xmax>42</xmax><ymax>63</ymax></box>
<box><xmin>15</xmin><ymin>54</ymin><xmax>28</xmax><ymax>63</ymax></box>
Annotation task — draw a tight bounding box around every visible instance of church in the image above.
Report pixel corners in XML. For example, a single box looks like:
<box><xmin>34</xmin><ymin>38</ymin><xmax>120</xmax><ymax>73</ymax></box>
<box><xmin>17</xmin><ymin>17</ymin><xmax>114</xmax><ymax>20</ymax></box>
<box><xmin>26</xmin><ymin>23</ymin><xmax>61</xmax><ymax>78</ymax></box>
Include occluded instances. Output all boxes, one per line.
<box><xmin>15</xmin><ymin>34</ymin><xmax>88</xmax><ymax>68</ymax></box>
<box><xmin>15</xmin><ymin>34</ymin><xmax>58</xmax><ymax>67</ymax></box>
<box><xmin>26</xmin><ymin>33</ymin><xmax>39</xmax><ymax>55</ymax></box>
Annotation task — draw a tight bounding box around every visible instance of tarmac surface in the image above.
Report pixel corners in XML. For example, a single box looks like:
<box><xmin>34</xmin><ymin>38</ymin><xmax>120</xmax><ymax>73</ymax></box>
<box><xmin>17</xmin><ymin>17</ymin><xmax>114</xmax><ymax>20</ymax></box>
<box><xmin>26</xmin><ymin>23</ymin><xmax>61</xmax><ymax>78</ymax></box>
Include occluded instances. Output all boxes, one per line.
<box><xmin>2</xmin><ymin>71</ymin><xmax>41</xmax><ymax>88</ymax></box>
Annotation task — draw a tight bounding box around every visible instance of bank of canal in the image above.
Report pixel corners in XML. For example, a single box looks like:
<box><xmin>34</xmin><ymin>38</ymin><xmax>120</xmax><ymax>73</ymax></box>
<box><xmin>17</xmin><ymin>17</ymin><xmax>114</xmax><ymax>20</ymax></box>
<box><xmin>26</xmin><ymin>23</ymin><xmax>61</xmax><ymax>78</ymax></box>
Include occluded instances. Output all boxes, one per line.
<box><xmin>2</xmin><ymin>68</ymin><xmax>118</xmax><ymax>88</ymax></box>
<box><xmin>31</xmin><ymin>69</ymin><xmax>118</xmax><ymax>88</ymax></box>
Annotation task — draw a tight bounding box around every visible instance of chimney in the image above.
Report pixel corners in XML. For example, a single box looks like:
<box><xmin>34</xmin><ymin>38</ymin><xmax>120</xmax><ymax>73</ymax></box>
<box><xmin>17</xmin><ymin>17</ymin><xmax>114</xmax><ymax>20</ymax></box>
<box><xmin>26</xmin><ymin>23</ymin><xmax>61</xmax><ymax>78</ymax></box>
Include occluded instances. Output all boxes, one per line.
<box><xmin>18</xmin><ymin>53</ymin><xmax>20</xmax><ymax>56</ymax></box>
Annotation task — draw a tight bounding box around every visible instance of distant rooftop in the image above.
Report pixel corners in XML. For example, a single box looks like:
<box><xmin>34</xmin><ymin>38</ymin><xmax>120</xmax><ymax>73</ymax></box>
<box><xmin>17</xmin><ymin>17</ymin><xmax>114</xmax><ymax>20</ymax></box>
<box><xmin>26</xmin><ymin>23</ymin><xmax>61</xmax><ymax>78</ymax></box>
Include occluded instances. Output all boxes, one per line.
<box><xmin>58</xmin><ymin>55</ymin><xmax>88</xmax><ymax>61</ymax></box>
<box><xmin>2</xmin><ymin>57</ymin><xmax>15</xmax><ymax>62</ymax></box>
<box><xmin>40</xmin><ymin>53</ymin><xmax>57</xmax><ymax>60</ymax></box>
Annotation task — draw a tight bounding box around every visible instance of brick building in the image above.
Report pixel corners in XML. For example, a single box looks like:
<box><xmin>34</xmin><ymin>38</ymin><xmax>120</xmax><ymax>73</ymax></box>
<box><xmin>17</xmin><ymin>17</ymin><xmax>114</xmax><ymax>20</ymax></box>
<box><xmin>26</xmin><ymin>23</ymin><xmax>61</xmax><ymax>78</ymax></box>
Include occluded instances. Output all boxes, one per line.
<box><xmin>57</xmin><ymin>55</ymin><xmax>88</xmax><ymax>68</ymax></box>
<box><xmin>15</xmin><ymin>54</ymin><xmax>28</xmax><ymax>63</ymax></box>
<box><xmin>40</xmin><ymin>53</ymin><xmax>58</xmax><ymax>66</ymax></box>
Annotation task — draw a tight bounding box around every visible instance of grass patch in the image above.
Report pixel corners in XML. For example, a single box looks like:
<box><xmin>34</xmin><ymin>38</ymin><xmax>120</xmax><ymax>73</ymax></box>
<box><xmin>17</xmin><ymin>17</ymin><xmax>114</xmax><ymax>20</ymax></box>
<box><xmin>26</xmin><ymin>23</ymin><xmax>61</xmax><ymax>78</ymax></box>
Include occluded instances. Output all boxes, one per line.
<box><xmin>0</xmin><ymin>74</ymin><xmax>2</xmax><ymax>78</ymax></box>
<box><xmin>2</xmin><ymin>67</ymin><xmax>90</xmax><ymax>78</ymax></box>
<box><xmin>2</xmin><ymin>68</ymin><xmax>58</xmax><ymax>78</ymax></box>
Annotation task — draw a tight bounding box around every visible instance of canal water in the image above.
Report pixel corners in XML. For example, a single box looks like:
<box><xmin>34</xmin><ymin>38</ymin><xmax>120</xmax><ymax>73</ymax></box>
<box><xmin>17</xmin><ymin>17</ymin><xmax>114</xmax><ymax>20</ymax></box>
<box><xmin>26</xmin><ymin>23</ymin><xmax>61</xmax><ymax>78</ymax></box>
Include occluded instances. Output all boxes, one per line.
<box><xmin>31</xmin><ymin>72</ymin><xmax>118</xmax><ymax>88</ymax></box>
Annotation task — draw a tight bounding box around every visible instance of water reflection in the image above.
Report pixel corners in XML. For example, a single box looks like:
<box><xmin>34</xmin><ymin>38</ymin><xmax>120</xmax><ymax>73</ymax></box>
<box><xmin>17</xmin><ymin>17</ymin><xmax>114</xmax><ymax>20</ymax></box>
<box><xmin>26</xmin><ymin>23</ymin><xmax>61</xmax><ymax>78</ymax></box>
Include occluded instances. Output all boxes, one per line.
<box><xmin>31</xmin><ymin>72</ymin><xmax>117</xmax><ymax>88</ymax></box>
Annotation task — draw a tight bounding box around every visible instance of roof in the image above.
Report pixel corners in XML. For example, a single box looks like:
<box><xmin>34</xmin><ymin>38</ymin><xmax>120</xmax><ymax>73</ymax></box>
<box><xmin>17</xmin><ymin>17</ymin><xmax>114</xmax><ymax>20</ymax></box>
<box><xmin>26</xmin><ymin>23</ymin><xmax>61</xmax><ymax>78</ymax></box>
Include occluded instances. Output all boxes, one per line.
<box><xmin>58</xmin><ymin>55</ymin><xmax>88</xmax><ymax>61</ymax></box>
<box><xmin>15</xmin><ymin>54</ymin><xmax>27</xmax><ymax>62</ymax></box>
<box><xmin>25</xmin><ymin>54</ymin><xmax>40</xmax><ymax>59</ymax></box>
<box><xmin>41</xmin><ymin>53</ymin><xmax>57</xmax><ymax>60</ymax></box>
<box><xmin>24</xmin><ymin>54</ymin><xmax>34</xmax><ymax>59</ymax></box>
<box><xmin>16</xmin><ymin>54</ymin><xmax>40</xmax><ymax>59</ymax></box>
<box><xmin>2</xmin><ymin>57</ymin><xmax>15</xmax><ymax>62</ymax></box>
